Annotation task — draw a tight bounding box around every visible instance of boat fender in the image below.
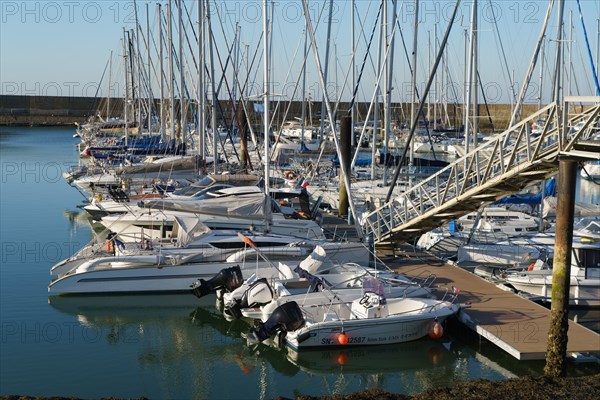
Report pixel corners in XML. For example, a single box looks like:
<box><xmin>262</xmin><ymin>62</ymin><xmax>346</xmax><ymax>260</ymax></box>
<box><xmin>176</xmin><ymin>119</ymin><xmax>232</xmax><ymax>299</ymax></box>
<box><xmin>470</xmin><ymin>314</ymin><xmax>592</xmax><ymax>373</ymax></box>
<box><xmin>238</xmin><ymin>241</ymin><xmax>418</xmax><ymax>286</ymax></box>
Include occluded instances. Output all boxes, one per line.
<box><xmin>428</xmin><ymin>318</ymin><xmax>444</xmax><ymax>340</ymax></box>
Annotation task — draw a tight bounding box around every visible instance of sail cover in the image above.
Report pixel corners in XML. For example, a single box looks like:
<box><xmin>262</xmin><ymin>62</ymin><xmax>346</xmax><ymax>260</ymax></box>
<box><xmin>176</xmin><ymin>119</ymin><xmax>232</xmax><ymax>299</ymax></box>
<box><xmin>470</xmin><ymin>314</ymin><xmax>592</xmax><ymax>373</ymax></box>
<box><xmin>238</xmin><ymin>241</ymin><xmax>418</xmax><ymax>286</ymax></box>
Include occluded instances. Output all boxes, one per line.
<box><xmin>143</xmin><ymin>193</ymin><xmax>268</xmax><ymax>220</ymax></box>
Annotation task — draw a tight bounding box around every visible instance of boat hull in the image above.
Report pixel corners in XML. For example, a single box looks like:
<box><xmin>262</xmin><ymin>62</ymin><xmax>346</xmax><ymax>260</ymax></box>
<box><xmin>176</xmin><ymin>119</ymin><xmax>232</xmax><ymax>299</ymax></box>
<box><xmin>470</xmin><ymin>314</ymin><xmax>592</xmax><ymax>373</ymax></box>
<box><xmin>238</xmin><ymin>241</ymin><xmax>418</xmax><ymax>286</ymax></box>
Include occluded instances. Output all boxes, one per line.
<box><xmin>285</xmin><ymin>301</ymin><xmax>458</xmax><ymax>349</ymax></box>
<box><xmin>506</xmin><ymin>276</ymin><xmax>600</xmax><ymax>307</ymax></box>
<box><xmin>48</xmin><ymin>261</ymin><xmax>286</xmax><ymax>295</ymax></box>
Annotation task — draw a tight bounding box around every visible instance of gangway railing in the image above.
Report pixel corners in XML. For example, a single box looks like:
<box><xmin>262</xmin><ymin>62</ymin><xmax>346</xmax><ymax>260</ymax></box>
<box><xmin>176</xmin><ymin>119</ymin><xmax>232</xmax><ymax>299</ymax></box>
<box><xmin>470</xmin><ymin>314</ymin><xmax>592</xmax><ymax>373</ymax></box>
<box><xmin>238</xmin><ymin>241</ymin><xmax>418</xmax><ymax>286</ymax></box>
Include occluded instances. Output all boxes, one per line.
<box><xmin>363</xmin><ymin>97</ymin><xmax>600</xmax><ymax>245</ymax></box>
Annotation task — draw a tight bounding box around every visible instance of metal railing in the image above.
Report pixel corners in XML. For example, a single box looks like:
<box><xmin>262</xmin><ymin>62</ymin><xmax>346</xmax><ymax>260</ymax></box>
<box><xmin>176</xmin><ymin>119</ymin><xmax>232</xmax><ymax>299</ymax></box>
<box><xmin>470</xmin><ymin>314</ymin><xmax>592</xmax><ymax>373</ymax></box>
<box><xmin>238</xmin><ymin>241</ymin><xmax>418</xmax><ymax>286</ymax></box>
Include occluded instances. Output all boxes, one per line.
<box><xmin>364</xmin><ymin>97</ymin><xmax>600</xmax><ymax>245</ymax></box>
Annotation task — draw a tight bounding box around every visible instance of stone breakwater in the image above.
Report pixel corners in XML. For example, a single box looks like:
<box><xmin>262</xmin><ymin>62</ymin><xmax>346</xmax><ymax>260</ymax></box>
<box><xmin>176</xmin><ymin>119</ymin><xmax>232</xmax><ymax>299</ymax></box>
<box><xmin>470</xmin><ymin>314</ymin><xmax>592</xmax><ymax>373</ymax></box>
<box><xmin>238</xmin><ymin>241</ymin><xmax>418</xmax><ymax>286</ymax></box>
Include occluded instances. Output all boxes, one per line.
<box><xmin>0</xmin><ymin>94</ymin><xmax>541</xmax><ymax>131</ymax></box>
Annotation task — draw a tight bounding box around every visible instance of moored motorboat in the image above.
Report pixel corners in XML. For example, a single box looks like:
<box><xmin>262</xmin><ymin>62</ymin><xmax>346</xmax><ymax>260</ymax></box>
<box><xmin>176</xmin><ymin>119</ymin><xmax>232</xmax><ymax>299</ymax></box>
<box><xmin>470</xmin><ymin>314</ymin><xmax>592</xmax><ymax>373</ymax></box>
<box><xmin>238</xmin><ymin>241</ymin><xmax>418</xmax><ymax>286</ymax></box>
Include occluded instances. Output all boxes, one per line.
<box><xmin>247</xmin><ymin>292</ymin><xmax>459</xmax><ymax>349</ymax></box>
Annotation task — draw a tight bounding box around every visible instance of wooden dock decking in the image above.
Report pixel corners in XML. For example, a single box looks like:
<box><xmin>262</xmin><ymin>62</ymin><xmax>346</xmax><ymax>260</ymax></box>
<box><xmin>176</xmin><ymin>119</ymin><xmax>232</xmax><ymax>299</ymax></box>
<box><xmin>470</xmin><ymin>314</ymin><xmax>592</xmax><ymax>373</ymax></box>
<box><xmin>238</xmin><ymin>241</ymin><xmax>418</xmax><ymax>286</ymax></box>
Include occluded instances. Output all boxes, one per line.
<box><xmin>381</xmin><ymin>249</ymin><xmax>600</xmax><ymax>361</ymax></box>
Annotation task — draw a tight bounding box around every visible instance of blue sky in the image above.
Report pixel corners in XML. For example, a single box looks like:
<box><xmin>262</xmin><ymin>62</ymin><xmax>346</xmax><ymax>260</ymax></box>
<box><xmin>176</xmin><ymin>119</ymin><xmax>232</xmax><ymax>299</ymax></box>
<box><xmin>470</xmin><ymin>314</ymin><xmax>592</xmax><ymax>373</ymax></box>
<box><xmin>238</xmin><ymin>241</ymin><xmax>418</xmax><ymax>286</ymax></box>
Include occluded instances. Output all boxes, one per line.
<box><xmin>1</xmin><ymin>0</ymin><xmax>599</xmax><ymax>104</ymax></box>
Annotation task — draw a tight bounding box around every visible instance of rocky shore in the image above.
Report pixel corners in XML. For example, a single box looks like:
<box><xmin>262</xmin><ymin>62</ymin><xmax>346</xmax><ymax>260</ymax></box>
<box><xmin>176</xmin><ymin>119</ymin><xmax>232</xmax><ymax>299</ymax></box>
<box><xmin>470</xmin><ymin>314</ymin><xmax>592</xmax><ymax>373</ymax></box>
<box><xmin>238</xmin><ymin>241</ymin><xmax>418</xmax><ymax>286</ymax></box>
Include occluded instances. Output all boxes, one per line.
<box><xmin>2</xmin><ymin>374</ymin><xmax>599</xmax><ymax>400</ymax></box>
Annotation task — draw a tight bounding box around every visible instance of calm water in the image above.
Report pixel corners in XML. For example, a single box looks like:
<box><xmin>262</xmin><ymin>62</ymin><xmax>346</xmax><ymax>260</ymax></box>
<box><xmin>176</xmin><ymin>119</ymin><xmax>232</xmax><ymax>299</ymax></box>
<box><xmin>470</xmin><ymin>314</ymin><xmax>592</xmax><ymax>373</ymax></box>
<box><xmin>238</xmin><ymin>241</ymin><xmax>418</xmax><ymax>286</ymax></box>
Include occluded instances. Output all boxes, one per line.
<box><xmin>0</xmin><ymin>127</ymin><xmax>598</xmax><ymax>399</ymax></box>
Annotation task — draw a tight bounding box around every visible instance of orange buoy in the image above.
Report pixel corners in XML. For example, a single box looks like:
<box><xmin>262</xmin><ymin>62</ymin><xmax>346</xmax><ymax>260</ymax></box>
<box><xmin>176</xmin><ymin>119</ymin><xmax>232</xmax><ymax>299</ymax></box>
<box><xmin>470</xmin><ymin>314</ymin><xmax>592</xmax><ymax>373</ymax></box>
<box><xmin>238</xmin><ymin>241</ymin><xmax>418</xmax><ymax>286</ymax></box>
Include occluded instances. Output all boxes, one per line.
<box><xmin>428</xmin><ymin>319</ymin><xmax>444</xmax><ymax>340</ymax></box>
<box><xmin>337</xmin><ymin>332</ymin><xmax>349</xmax><ymax>345</ymax></box>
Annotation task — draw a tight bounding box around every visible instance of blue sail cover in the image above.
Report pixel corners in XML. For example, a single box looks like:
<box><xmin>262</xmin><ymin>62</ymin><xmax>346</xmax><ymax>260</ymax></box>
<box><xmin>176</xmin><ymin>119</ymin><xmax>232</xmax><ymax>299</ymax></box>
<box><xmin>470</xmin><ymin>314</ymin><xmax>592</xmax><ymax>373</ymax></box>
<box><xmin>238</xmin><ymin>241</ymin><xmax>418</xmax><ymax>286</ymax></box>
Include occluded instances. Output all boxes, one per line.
<box><xmin>495</xmin><ymin>178</ymin><xmax>556</xmax><ymax>206</ymax></box>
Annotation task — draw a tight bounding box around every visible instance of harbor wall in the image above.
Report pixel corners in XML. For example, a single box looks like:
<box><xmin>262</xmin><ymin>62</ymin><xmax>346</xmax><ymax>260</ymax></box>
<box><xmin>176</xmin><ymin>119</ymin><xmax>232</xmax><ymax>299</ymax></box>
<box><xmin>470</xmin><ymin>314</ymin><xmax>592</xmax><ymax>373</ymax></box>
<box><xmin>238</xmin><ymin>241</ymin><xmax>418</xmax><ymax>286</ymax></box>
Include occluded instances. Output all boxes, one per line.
<box><xmin>0</xmin><ymin>94</ymin><xmax>539</xmax><ymax>132</ymax></box>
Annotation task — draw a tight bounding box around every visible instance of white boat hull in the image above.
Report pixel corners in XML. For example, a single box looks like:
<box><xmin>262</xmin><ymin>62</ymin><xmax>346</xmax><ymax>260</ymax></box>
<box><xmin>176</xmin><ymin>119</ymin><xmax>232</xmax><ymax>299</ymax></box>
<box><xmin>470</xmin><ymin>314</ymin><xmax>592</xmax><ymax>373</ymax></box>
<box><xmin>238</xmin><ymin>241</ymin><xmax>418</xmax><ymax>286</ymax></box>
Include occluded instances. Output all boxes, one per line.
<box><xmin>48</xmin><ymin>261</ymin><xmax>286</xmax><ymax>295</ymax></box>
<box><xmin>285</xmin><ymin>298</ymin><xmax>458</xmax><ymax>349</ymax></box>
<box><xmin>506</xmin><ymin>275</ymin><xmax>600</xmax><ymax>307</ymax></box>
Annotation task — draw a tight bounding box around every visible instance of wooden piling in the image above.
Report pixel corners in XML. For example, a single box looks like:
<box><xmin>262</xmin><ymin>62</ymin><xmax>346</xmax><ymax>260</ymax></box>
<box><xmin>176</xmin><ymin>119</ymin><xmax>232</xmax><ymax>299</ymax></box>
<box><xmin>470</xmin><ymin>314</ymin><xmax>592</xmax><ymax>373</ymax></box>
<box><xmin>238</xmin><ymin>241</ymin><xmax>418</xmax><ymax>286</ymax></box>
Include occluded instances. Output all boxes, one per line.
<box><xmin>544</xmin><ymin>158</ymin><xmax>578</xmax><ymax>377</ymax></box>
<box><xmin>339</xmin><ymin>116</ymin><xmax>352</xmax><ymax>217</ymax></box>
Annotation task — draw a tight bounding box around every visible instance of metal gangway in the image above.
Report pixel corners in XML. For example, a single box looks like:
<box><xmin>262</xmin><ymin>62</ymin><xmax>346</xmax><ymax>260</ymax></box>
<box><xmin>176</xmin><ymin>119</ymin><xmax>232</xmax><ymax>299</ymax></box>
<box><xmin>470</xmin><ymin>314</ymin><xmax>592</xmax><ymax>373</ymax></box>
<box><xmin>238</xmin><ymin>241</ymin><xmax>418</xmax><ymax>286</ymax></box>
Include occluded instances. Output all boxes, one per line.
<box><xmin>364</xmin><ymin>96</ymin><xmax>600</xmax><ymax>245</ymax></box>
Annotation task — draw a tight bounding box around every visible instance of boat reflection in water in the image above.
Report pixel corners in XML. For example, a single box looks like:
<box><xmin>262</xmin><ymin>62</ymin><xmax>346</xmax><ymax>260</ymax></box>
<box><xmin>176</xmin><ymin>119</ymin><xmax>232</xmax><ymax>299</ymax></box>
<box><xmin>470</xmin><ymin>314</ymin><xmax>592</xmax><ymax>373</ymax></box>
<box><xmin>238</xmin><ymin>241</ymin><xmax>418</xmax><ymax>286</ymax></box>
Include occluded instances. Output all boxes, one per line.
<box><xmin>286</xmin><ymin>339</ymin><xmax>452</xmax><ymax>374</ymax></box>
<box><xmin>47</xmin><ymin>294</ymin><xmax>514</xmax><ymax>398</ymax></box>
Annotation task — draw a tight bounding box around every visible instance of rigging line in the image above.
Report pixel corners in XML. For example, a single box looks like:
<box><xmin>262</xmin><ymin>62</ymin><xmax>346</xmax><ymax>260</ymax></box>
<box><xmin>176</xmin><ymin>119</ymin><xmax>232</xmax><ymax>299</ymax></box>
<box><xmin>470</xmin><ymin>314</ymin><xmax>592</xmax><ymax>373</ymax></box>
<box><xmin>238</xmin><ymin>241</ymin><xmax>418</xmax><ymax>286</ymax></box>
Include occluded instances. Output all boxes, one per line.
<box><xmin>350</xmin><ymin>0</ymin><xmax>404</xmax><ymax>169</ymax></box>
<box><xmin>268</xmin><ymin>26</ymin><xmax>303</xmax><ymax>136</ymax></box>
<box><xmin>268</xmin><ymin>33</ymin><xmax>311</xmax><ymax>162</ymax></box>
<box><xmin>347</xmin><ymin>1</ymin><xmax>383</xmax><ymax>115</ymax></box>
<box><xmin>205</xmin><ymin>28</ymin><xmax>240</xmax><ymax>161</ymax></box>
<box><xmin>211</xmin><ymin>3</ymin><xmax>264</xmax><ymax>166</ymax></box>
<box><xmin>302</xmin><ymin>0</ymin><xmax>364</xmax><ymax>240</ymax></box>
<box><xmin>488</xmin><ymin>0</ymin><xmax>517</xmax><ymax>105</ymax></box>
<box><xmin>355</xmin><ymin>1</ymin><xmax>379</xmax><ymax>87</ymax></box>
<box><xmin>87</xmin><ymin>54</ymin><xmax>111</xmax><ymax>118</ymax></box>
<box><xmin>130</xmin><ymin>30</ymin><xmax>155</xmax><ymax>122</ymax></box>
<box><xmin>268</xmin><ymin>1</ymin><xmax>328</xmax><ymax>162</ymax></box>
<box><xmin>395</xmin><ymin>11</ymin><xmax>439</xmax><ymax>161</ymax></box>
<box><xmin>386</xmin><ymin>0</ymin><xmax>462</xmax><ymax>203</ymax></box>
<box><xmin>476</xmin><ymin>70</ymin><xmax>495</xmax><ymax>134</ymax></box>
<box><xmin>575</xmin><ymin>0</ymin><xmax>600</xmax><ymax>95</ymax></box>
<box><xmin>211</xmin><ymin>13</ymin><xmax>263</xmax><ymax>164</ymax></box>
<box><xmin>268</xmin><ymin>0</ymin><xmax>329</xmax><ymax>164</ymax></box>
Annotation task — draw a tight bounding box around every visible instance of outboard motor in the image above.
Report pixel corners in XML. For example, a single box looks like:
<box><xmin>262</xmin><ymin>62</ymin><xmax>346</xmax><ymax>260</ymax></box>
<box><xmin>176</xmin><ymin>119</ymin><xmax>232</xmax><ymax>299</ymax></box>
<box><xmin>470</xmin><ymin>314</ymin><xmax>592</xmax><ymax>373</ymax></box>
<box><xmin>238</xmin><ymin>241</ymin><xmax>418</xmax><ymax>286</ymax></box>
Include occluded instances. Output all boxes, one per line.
<box><xmin>249</xmin><ymin>301</ymin><xmax>305</xmax><ymax>342</ymax></box>
<box><xmin>226</xmin><ymin>278</ymin><xmax>274</xmax><ymax>319</ymax></box>
<box><xmin>191</xmin><ymin>266</ymin><xmax>243</xmax><ymax>298</ymax></box>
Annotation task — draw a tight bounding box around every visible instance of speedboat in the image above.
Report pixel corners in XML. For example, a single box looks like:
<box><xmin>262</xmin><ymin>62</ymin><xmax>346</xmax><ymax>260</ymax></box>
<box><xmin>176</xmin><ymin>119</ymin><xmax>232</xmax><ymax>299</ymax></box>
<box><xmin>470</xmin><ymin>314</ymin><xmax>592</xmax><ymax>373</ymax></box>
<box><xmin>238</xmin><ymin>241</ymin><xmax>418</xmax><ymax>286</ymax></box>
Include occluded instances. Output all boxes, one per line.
<box><xmin>504</xmin><ymin>240</ymin><xmax>600</xmax><ymax>307</ymax></box>
<box><xmin>247</xmin><ymin>292</ymin><xmax>459</xmax><ymax>349</ymax></box>
<box><xmin>215</xmin><ymin>253</ymin><xmax>435</xmax><ymax>321</ymax></box>
<box><xmin>48</xmin><ymin>224</ymin><xmax>369</xmax><ymax>295</ymax></box>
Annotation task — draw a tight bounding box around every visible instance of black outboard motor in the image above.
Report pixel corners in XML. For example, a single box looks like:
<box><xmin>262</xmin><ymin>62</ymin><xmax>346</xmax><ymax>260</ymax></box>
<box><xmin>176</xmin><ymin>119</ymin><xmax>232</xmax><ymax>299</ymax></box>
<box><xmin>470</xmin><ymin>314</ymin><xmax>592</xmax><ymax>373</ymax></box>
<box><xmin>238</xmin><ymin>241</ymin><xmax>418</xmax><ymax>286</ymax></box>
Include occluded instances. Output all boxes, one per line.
<box><xmin>249</xmin><ymin>301</ymin><xmax>305</xmax><ymax>342</ymax></box>
<box><xmin>226</xmin><ymin>278</ymin><xmax>274</xmax><ymax>319</ymax></box>
<box><xmin>191</xmin><ymin>266</ymin><xmax>244</xmax><ymax>298</ymax></box>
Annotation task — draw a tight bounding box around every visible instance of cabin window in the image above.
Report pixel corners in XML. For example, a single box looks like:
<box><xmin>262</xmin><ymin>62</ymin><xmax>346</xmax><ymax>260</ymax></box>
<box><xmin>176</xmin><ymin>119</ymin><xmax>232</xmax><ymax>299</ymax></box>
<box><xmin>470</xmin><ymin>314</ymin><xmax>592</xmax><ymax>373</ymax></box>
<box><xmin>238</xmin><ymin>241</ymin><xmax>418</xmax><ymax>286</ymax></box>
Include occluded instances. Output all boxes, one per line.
<box><xmin>577</xmin><ymin>249</ymin><xmax>600</xmax><ymax>271</ymax></box>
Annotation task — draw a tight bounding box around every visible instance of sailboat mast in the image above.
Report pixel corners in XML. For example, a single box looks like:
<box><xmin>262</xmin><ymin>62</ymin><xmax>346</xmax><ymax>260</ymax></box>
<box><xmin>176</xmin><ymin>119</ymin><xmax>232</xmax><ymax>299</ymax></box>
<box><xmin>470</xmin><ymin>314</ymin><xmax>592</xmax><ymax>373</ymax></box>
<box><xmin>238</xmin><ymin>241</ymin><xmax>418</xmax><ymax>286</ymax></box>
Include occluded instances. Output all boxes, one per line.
<box><xmin>157</xmin><ymin>3</ymin><xmax>166</xmax><ymax>139</ymax></box>
<box><xmin>318</xmin><ymin>0</ymin><xmax>334</xmax><ymax>142</ymax></box>
<box><xmin>177</xmin><ymin>0</ymin><xmax>186</xmax><ymax>148</ymax></box>
<box><xmin>207</xmin><ymin>3</ymin><xmax>218</xmax><ymax>173</ymax></box>
<box><xmin>568</xmin><ymin>10</ymin><xmax>573</xmax><ymax>97</ymax></box>
<box><xmin>167</xmin><ymin>1</ymin><xmax>176</xmax><ymax>140</ymax></box>
<box><xmin>351</xmin><ymin>0</ymin><xmax>355</xmax><ymax>147</ymax></box>
<box><xmin>107</xmin><ymin>51</ymin><xmax>112</xmax><ymax>119</ymax></box>
<box><xmin>372</xmin><ymin>0</ymin><xmax>384</xmax><ymax>180</ymax></box>
<box><xmin>198</xmin><ymin>0</ymin><xmax>205</xmax><ymax>164</ymax></box>
<box><xmin>301</xmin><ymin>20</ymin><xmax>307</xmax><ymax>149</ymax></box>
<box><xmin>263</xmin><ymin>0</ymin><xmax>271</xmax><ymax>232</ymax></box>
<box><xmin>552</xmin><ymin>0</ymin><xmax>565</xmax><ymax>105</ymax></box>
<box><xmin>539</xmin><ymin>39</ymin><xmax>545</xmax><ymax>111</ymax></box>
<box><xmin>409</xmin><ymin>0</ymin><xmax>419</xmax><ymax>165</ymax></box>
<box><xmin>133</xmin><ymin>1</ymin><xmax>142</xmax><ymax>132</ymax></box>
<box><xmin>146</xmin><ymin>3</ymin><xmax>152</xmax><ymax>134</ymax></box>
<box><xmin>383</xmin><ymin>0</ymin><xmax>398</xmax><ymax>186</ymax></box>
<box><xmin>123</xmin><ymin>29</ymin><xmax>129</xmax><ymax>145</ymax></box>
<box><xmin>471</xmin><ymin>0</ymin><xmax>478</xmax><ymax>146</ymax></box>
<box><xmin>464</xmin><ymin>0</ymin><xmax>476</xmax><ymax>153</ymax></box>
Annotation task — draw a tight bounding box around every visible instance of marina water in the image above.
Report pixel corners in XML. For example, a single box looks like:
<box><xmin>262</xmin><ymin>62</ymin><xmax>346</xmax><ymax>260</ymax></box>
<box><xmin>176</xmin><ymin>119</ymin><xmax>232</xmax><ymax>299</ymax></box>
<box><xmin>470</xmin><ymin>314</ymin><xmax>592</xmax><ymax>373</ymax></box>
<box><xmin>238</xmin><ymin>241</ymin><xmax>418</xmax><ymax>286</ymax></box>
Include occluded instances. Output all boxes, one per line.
<box><xmin>1</xmin><ymin>127</ymin><xmax>598</xmax><ymax>398</ymax></box>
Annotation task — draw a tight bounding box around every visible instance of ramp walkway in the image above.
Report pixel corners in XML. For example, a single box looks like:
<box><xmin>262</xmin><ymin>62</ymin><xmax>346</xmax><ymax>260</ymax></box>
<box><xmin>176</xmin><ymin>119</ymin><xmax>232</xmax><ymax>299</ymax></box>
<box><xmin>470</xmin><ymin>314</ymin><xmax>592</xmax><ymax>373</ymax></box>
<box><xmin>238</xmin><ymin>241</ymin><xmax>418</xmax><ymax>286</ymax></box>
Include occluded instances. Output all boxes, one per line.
<box><xmin>364</xmin><ymin>97</ymin><xmax>600</xmax><ymax>245</ymax></box>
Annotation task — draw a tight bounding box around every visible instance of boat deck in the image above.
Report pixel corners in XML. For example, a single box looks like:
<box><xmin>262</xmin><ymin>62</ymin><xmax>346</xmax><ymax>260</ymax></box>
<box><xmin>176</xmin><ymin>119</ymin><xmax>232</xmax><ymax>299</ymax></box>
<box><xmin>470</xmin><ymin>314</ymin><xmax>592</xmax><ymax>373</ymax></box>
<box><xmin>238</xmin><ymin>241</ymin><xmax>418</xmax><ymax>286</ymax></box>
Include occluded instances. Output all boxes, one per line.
<box><xmin>379</xmin><ymin>247</ymin><xmax>600</xmax><ymax>360</ymax></box>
